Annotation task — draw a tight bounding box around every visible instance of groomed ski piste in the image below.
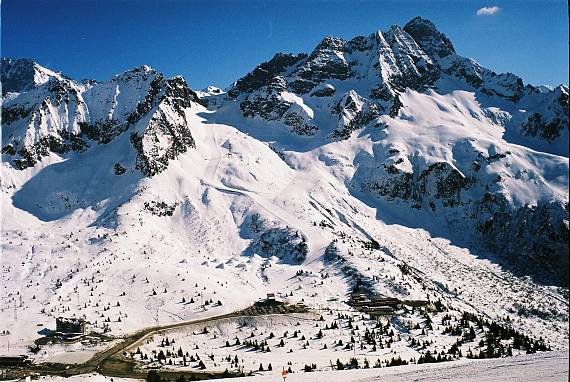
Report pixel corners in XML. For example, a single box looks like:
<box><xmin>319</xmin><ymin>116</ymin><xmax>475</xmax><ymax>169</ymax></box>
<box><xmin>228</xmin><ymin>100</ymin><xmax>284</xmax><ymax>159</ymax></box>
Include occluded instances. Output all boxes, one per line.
<box><xmin>8</xmin><ymin>351</ymin><xmax>570</xmax><ymax>381</ymax></box>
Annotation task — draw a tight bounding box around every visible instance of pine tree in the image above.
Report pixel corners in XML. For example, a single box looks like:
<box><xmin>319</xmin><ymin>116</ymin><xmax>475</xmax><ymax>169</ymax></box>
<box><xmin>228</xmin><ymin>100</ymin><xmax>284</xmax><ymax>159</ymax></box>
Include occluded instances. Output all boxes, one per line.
<box><xmin>336</xmin><ymin>359</ymin><xmax>344</xmax><ymax>370</ymax></box>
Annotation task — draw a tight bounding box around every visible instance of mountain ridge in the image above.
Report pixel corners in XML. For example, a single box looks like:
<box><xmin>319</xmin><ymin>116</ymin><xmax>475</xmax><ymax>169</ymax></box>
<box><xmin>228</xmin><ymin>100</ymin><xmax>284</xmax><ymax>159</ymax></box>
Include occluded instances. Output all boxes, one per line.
<box><xmin>2</xmin><ymin>17</ymin><xmax>568</xmax><ymax>283</ymax></box>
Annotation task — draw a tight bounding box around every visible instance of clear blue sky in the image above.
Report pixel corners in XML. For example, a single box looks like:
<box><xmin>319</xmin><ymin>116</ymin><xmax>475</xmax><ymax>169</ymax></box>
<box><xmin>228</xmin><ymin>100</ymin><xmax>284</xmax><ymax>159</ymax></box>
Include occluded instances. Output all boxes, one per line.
<box><xmin>2</xmin><ymin>0</ymin><xmax>568</xmax><ymax>90</ymax></box>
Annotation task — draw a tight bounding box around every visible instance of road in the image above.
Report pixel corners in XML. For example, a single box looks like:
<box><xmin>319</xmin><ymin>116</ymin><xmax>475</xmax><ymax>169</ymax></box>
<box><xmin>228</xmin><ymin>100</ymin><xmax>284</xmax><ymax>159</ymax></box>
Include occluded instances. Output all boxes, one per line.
<box><xmin>16</xmin><ymin>303</ymin><xmax>308</xmax><ymax>380</ymax></box>
<box><xmin>25</xmin><ymin>310</ymin><xmax>249</xmax><ymax>378</ymax></box>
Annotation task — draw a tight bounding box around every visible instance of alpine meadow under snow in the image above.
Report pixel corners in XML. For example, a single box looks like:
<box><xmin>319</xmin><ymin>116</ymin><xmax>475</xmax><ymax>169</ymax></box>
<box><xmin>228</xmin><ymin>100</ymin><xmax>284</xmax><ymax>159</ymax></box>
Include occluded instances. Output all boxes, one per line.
<box><xmin>1</xmin><ymin>17</ymin><xmax>568</xmax><ymax>381</ymax></box>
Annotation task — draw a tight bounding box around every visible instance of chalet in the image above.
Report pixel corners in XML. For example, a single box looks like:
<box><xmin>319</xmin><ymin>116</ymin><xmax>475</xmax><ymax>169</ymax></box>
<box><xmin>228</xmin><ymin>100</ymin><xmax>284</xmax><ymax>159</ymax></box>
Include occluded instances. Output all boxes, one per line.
<box><xmin>349</xmin><ymin>290</ymin><xmax>402</xmax><ymax>317</ymax></box>
<box><xmin>55</xmin><ymin>317</ymin><xmax>86</xmax><ymax>335</ymax></box>
<box><xmin>370</xmin><ymin>297</ymin><xmax>400</xmax><ymax>307</ymax></box>
<box><xmin>365</xmin><ymin>306</ymin><xmax>395</xmax><ymax>317</ymax></box>
<box><xmin>266</xmin><ymin>293</ymin><xmax>276</xmax><ymax>301</ymax></box>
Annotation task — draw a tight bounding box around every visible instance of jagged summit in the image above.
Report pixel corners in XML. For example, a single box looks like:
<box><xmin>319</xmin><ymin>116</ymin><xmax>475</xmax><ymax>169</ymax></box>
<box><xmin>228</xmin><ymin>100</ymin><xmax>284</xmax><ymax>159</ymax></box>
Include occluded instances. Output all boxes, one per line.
<box><xmin>403</xmin><ymin>16</ymin><xmax>456</xmax><ymax>58</ymax></box>
<box><xmin>218</xmin><ymin>17</ymin><xmax>567</xmax><ymax>156</ymax></box>
<box><xmin>312</xmin><ymin>35</ymin><xmax>346</xmax><ymax>52</ymax></box>
<box><xmin>1</xmin><ymin>18</ymin><xmax>568</xmax><ymax>286</ymax></box>
<box><xmin>199</xmin><ymin>17</ymin><xmax>568</xmax><ymax>286</ymax></box>
<box><xmin>1</xmin><ymin>59</ymin><xmax>202</xmax><ymax>174</ymax></box>
<box><xmin>112</xmin><ymin>64</ymin><xmax>157</xmax><ymax>78</ymax></box>
<box><xmin>1</xmin><ymin>57</ymin><xmax>64</xmax><ymax>95</ymax></box>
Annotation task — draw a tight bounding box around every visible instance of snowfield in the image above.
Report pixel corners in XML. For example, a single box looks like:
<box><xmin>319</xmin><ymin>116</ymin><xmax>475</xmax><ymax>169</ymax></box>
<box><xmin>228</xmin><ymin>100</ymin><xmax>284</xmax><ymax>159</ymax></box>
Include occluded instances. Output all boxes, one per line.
<box><xmin>20</xmin><ymin>351</ymin><xmax>570</xmax><ymax>382</ymax></box>
<box><xmin>213</xmin><ymin>350</ymin><xmax>570</xmax><ymax>382</ymax></box>
<box><xmin>1</xmin><ymin>101</ymin><xmax>567</xmax><ymax>371</ymax></box>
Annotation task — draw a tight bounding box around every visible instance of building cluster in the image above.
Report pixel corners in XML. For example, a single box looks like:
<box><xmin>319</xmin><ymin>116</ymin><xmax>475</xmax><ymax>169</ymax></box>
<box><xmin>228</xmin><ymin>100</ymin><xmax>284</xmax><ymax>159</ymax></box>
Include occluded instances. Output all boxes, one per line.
<box><xmin>349</xmin><ymin>291</ymin><xmax>401</xmax><ymax>317</ymax></box>
<box><xmin>55</xmin><ymin>317</ymin><xmax>87</xmax><ymax>336</ymax></box>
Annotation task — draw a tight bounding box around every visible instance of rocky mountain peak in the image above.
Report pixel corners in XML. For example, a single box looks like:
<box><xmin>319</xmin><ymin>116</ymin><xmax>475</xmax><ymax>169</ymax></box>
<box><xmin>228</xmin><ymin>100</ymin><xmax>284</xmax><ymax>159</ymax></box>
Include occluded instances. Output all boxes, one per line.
<box><xmin>1</xmin><ymin>58</ymin><xmax>64</xmax><ymax>95</ymax></box>
<box><xmin>2</xmin><ymin>17</ymin><xmax>569</xmax><ymax>367</ymax></box>
<box><xmin>228</xmin><ymin>52</ymin><xmax>307</xmax><ymax>97</ymax></box>
<box><xmin>312</xmin><ymin>35</ymin><xmax>346</xmax><ymax>53</ymax></box>
<box><xmin>2</xmin><ymin>60</ymin><xmax>204</xmax><ymax>175</ymax></box>
<box><xmin>222</xmin><ymin>16</ymin><xmax>567</xmax><ymax>153</ymax></box>
<box><xmin>111</xmin><ymin>64</ymin><xmax>161</xmax><ymax>85</ymax></box>
<box><xmin>403</xmin><ymin>16</ymin><xmax>456</xmax><ymax>58</ymax></box>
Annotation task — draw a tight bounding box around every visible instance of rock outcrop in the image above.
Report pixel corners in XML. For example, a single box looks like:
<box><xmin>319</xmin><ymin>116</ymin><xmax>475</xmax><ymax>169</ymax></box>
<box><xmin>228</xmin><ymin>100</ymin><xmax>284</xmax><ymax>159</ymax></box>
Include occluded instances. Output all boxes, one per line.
<box><xmin>2</xmin><ymin>61</ymin><xmax>203</xmax><ymax>175</ymax></box>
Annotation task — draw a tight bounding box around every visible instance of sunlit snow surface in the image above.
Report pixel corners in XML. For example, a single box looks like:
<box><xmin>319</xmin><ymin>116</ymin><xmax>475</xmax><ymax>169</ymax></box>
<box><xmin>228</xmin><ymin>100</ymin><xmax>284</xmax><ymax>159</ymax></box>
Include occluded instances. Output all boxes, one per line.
<box><xmin>19</xmin><ymin>351</ymin><xmax>570</xmax><ymax>382</ymax></box>
<box><xmin>1</xmin><ymin>98</ymin><xmax>567</xmax><ymax>359</ymax></box>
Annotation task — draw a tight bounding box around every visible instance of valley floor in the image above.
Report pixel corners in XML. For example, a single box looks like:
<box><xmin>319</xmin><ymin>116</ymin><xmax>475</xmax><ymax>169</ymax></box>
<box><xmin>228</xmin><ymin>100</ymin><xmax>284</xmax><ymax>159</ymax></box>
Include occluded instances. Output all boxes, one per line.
<box><xmin>23</xmin><ymin>350</ymin><xmax>569</xmax><ymax>382</ymax></box>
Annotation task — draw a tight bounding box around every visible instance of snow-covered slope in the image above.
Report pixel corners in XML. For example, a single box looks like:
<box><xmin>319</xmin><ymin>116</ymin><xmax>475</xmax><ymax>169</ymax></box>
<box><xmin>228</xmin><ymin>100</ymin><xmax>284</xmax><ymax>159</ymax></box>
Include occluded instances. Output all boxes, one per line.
<box><xmin>1</xmin><ymin>58</ymin><xmax>65</xmax><ymax>96</ymax></box>
<box><xmin>0</xmin><ymin>17</ymin><xmax>568</xmax><ymax>372</ymax></box>
<box><xmin>205</xmin><ymin>17</ymin><xmax>569</xmax><ymax>286</ymax></box>
<box><xmin>14</xmin><ymin>350</ymin><xmax>570</xmax><ymax>382</ymax></box>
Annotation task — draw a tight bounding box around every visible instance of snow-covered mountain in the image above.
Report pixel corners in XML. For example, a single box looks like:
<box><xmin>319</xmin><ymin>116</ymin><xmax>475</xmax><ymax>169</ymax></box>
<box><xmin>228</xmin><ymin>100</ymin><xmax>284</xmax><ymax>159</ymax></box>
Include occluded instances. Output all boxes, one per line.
<box><xmin>220</xmin><ymin>17</ymin><xmax>568</xmax><ymax>156</ymax></box>
<box><xmin>1</xmin><ymin>58</ymin><xmax>65</xmax><ymax>96</ymax></box>
<box><xmin>207</xmin><ymin>17</ymin><xmax>569</xmax><ymax>285</ymax></box>
<box><xmin>1</xmin><ymin>16</ymin><xmax>568</xmax><ymax>363</ymax></box>
<box><xmin>1</xmin><ymin>62</ymin><xmax>203</xmax><ymax>174</ymax></box>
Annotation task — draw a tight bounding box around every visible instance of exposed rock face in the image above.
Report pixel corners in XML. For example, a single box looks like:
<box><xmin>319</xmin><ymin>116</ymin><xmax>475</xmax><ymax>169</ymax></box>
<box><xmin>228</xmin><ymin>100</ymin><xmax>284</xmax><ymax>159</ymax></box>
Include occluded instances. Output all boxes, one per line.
<box><xmin>239</xmin><ymin>76</ymin><xmax>318</xmax><ymax>135</ymax></box>
<box><xmin>228</xmin><ymin>53</ymin><xmax>308</xmax><ymax>96</ymax></box>
<box><xmin>360</xmin><ymin>156</ymin><xmax>473</xmax><ymax>211</ymax></box>
<box><xmin>311</xmin><ymin>84</ymin><xmax>335</xmax><ymax>97</ymax></box>
<box><xmin>520</xmin><ymin>86</ymin><xmax>569</xmax><ymax>142</ymax></box>
<box><xmin>239</xmin><ymin>77</ymin><xmax>291</xmax><ymax>120</ymax></box>
<box><xmin>295</xmin><ymin>36</ymin><xmax>354</xmax><ymax>87</ymax></box>
<box><xmin>403</xmin><ymin>17</ymin><xmax>456</xmax><ymax>58</ymax></box>
<box><xmin>330</xmin><ymin>91</ymin><xmax>381</xmax><ymax>139</ymax></box>
<box><xmin>2</xmin><ymin>17</ymin><xmax>567</xmax><ymax>286</ymax></box>
<box><xmin>2</xmin><ymin>76</ymin><xmax>90</xmax><ymax>169</ymax></box>
<box><xmin>221</xmin><ymin>17</ymin><xmax>567</xmax><ymax>147</ymax></box>
<box><xmin>2</xmin><ymin>60</ymin><xmax>202</xmax><ymax>176</ymax></box>
<box><xmin>209</xmin><ymin>17</ymin><xmax>567</xmax><ymax>284</ymax></box>
<box><xmin>358</xmin><ymin>155</ymin><xmax>568</xmax><ymax>283</ymax></box>
<box><xmin>240</xmin><ymin>213</ymin><xmax>309</xmax><ymax>264</ymax></box>
<box><xmin>248</xmin><ymin>227</ymin><xmax>308</xmax><ymax>264</ymax></box>
<box><xmin>130</xmin><ymin>103</ymin><xmax>196</xmax><ymax>177</ymax></box>
<box><xmin>1</xmin><ymin>57</ymin><xmax>64</xmax><ymax>95</ymax></box>
<box><xmin>143</xmin><ymin>200</ymin><xmax>178</xmax><ymax>216</ymax></box>
<box><xmin>353</xmin><ymin>117</ymin><xmax>568</xmax><ymax>285</ymax></box>
<box><xmin>442</xmin><ymin>58</ymin><xmax>530</xmax><ymax>101</ymax></box>
<box><xmin>476</xmin><ymin>196</ymin><xmax>569</xmax><ymax>285</ymax></box>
